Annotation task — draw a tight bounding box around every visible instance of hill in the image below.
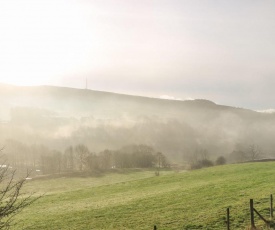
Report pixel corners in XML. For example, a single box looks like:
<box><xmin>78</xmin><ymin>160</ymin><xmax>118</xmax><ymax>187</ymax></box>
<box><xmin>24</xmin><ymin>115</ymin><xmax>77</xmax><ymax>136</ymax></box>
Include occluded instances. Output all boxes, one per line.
<box><xmin>0</xmin><ymin>83</ymin><xmax>250</xmax><ymax>120</ymax></box>
<box><xmin>14</xmin><ymin>162</ymin><xmax>275</xmax><ymax>229</ymax></box>
<box><xmin>1</xmin><ymin>84</ymin><xmax>275</xmax><ymax>161</ymax></box>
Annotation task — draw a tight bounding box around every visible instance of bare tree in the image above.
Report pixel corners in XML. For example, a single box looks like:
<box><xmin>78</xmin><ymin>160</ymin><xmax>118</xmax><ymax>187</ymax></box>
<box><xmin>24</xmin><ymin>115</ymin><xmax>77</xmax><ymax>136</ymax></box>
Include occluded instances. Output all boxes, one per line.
<box><xmin>156</xmin><ymin>152</ymin><xmax>169</xmax><ymax>168</ymax></box>
<box><xmin>247</xmin><ymin>144</ymin><xmax>262</xmax><ymax>161</ymax></box>
<box><xmin>98</xmin><ymin>150</ymin><xmax>113</xmax><ymax>170</ymax></box>
<box><xmin>74</xmin><ymin>144</ymin><xmax>89</xmax><ymax>171</ymax></box>
<box><xmin>0</xmin><ymin>147</ymin><xmax>39</xmax><ymax>229</ymax></box>
<box><xmin>63</xmin><ymin>146</ymin><xmax>74</xmax><ymax>172</ymax></box>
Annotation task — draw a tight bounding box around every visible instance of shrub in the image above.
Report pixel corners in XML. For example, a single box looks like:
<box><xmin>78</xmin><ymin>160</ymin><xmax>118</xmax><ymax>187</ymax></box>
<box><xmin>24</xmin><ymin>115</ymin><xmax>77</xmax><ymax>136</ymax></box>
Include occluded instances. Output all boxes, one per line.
<box><xmin>215</xmin><ymin>156</ymin><xmax>226</xmax><ymax>165</ymax></box>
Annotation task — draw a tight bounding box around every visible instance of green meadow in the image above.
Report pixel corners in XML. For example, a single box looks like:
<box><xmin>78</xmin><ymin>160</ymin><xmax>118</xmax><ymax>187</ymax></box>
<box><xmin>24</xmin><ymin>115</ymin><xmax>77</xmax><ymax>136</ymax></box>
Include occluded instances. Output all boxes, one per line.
<box><xmin>14</xmin><ymin>163</ymin><xmax>275</xmax><ymax>229</ymax></box>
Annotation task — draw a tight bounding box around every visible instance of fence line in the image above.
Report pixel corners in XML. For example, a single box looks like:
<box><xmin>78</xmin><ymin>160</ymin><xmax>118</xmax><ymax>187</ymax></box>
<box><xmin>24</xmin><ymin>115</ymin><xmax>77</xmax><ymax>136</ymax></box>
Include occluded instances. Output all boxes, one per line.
<box><xmin>153</xmin><ymin>194</ymin><xmax>274</xmax><ymax>230</ymax></box>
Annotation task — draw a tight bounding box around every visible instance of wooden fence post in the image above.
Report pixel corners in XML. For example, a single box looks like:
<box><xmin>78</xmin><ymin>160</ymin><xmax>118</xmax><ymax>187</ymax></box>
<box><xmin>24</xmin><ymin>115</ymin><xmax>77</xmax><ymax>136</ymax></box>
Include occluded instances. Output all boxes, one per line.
<box><xmin>226</xmin><ymin>207</ymin><xmax>230</xmax><ymax>230</ymax></box>
<box><xmin>271</xmin><ymin>194</ymin><xmax>273</xmax><ymax>219</ymax></box>
<box><xmin>154</xmin><ymin>225</ymin><xmax>157</xmax><ymax>230</ymax></box>
<box><xmin>250</xmin><ymin>199</ymin><xmax>256</xmax><ymax>229</ymax></box>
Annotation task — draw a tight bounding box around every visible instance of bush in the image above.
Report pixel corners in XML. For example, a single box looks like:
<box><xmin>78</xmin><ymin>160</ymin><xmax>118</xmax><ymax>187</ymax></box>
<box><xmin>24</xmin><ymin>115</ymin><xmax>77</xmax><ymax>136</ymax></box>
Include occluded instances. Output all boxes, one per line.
<box><xmin>190</xmin><ymin>159</ymin><xmax>214</xmax><ymax>170</ymax></box>
<box><xmin>215</xmin><ymin>156</ymin><xmax>226</xmax><ymax>165</ymax></box>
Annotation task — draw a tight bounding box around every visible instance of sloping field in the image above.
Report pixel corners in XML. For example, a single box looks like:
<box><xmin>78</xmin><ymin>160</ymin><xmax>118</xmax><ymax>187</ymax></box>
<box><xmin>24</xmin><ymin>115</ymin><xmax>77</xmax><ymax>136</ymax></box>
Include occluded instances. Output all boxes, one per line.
<box><xmin>15</xmin><ymin>163</ymin><xmax>275</xmax><ymax>229</ymax></box>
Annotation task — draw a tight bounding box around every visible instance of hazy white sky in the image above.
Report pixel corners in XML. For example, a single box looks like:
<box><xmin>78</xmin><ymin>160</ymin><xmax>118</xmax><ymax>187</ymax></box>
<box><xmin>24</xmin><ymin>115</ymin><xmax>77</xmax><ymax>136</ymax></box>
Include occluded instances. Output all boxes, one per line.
<box><xmin>0</xmin><ymin>0</ymin><xmax>275</xmax><ymax>109</ymax></box>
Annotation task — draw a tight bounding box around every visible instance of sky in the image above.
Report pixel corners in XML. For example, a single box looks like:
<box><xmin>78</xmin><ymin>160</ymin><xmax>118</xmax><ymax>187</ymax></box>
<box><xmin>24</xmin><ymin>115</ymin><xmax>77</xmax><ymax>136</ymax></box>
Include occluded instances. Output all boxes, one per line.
<box><xmin>0</xmin><ymin>0</ymin><xmax>275</xmax><ymax>110</ymax></box>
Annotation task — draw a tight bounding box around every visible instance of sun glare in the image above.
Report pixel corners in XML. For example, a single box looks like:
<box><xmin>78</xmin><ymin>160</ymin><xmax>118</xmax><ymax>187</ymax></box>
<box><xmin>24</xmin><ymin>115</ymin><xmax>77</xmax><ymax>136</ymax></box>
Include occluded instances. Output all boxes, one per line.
<box><xmin>0</xmin><ymin>0</ymin><xmax>93</xmax><ymax>86</ymax></box>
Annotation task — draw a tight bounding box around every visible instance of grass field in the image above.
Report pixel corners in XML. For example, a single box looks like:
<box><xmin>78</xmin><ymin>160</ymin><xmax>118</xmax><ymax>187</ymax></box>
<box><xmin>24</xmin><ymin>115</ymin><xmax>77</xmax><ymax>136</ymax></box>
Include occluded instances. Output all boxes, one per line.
<box><xmin>14</xmin><ymin>163</ymin><xmax>275</xmax><ymax>229</ymax></box>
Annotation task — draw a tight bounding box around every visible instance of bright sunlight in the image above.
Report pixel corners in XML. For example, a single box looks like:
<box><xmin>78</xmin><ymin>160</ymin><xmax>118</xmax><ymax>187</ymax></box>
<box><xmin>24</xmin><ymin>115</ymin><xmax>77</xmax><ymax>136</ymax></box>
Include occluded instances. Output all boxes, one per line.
<box><xmin>0</xmin><ymin>0</ymin><xmax>93</xmax><ymax>86</ymax></box>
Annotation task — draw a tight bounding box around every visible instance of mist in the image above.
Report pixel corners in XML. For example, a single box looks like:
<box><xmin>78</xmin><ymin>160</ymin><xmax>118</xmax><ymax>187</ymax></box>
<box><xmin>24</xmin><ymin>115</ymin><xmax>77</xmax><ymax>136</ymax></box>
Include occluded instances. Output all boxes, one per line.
<box><xmin>1</xmin><ymin>84</ymin><xmax>275</xmax><ymax>167</ymax></box>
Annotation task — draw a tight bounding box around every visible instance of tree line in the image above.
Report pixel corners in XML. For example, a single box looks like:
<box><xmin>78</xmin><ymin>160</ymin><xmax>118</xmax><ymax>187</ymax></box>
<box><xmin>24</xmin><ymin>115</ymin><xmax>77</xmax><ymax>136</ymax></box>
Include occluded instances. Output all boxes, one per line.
<box><xmin>3</xmin><ymin>140</ymin><xmax>169</xmax><ymax>176</ymax></box>
<box><xmin>183</xmin><ymin>143</ymin><xmax>265</xmax><ymax>170</ymax></box>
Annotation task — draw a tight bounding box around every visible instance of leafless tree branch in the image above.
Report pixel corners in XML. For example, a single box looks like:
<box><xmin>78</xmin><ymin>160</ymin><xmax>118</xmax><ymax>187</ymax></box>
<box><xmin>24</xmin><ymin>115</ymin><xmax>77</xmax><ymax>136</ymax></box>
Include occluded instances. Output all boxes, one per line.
<box><xmin>0</xmin><ymin>147</ymin><xmax>40</xmax><ymax>229</ymax></box>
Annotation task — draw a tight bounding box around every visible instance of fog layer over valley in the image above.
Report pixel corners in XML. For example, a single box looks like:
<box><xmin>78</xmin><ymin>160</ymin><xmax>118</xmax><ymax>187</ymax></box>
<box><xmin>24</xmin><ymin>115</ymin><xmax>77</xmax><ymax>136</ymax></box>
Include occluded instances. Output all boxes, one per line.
<box><xmin>1</xmin><ymin>84</ymin><xmax>275</xmax><ymax>165</ymax></box>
